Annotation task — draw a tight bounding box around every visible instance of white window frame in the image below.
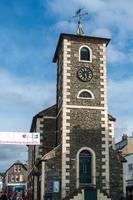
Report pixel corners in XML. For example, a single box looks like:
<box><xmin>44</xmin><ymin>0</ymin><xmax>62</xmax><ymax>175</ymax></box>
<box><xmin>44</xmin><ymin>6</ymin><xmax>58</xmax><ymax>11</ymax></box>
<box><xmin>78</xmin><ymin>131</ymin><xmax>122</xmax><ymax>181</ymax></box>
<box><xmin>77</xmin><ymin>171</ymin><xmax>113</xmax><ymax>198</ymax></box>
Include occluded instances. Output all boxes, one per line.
<box><xmin>15</xmin><ymin>175</ymin><xmax>19</xmax><ymax>182</ymax></box>
<box><xmin>128</xmin><ymin>163</ymin><xmax>133</xmax><ymax>172</ymax></box>
<box><xmin>77</xmin><ymin>89</ymin><xmax>94</xmax><ymax>99</ymax></box>
<box><xmin>14</xmin><ymin>165</ymin><xmax>18</xmax><ymax>172</ymax></box>
<box><xmin>79</xmin><ymin>45</ymin><xmax>92</xmax><ymax>63</ymax></box>
<box><xmin>20</xmin><ymin>174</ymin><xmax>24</xmax><ymax>182</ymax></box>
<box><xmin>11</xmin><ymin>175</ymin><xmax>15</xmax><ymax>182</ymax></box>
<box><xmin>18</xmin><ymin>165</ymin><xmax>21</xmax><ymax>172</ymax></box>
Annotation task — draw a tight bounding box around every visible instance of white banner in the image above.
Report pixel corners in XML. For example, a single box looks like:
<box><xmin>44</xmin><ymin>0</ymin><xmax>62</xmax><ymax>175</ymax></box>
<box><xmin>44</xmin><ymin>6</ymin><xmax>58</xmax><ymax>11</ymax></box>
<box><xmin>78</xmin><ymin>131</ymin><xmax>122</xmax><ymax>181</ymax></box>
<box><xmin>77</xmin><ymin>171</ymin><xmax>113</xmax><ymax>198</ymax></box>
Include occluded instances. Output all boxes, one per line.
<box><xmin>0</xmin><ymin>132</ymin><xmax>40</xmax><ymax>145</ymax></box>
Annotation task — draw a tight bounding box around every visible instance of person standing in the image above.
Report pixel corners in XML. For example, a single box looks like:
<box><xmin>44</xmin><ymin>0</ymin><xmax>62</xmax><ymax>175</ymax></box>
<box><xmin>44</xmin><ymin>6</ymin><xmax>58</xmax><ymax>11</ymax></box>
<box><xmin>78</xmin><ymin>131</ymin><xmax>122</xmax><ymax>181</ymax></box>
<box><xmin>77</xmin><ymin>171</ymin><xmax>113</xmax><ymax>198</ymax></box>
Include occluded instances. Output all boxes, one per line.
<box><xmin>0</xmin><ymin>191</ymin><xmax>8</xmax><ymax>200</ymax></box>
<box><xmin>11</xmin><ymin>192</ymin><xmax>17</xmax><ymax>200</ymax></box>
<box><xmin>21</xmin><ymin>192</ymin><xmax>26</xmax><ymax>200</ymax></box>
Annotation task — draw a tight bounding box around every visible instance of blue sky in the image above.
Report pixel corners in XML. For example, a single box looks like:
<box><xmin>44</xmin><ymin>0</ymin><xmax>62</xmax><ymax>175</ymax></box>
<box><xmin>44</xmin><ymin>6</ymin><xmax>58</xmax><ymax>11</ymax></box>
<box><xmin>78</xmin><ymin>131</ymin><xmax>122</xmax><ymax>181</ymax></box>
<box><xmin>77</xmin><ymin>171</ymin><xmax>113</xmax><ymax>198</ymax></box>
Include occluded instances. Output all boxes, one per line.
<box><xmin>0</xmin><ymin>0</ymin><xmax>133</xmax><ymax>171</ymax></box>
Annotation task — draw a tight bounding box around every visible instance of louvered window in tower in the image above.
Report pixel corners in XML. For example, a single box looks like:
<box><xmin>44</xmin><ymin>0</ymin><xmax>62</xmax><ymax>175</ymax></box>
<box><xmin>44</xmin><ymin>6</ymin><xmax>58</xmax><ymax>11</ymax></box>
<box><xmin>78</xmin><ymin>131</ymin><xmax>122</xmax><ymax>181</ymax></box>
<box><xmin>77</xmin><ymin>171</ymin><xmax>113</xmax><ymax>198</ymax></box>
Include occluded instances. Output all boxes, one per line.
<box><xmin>80</xmin><ymin>47</ymin><xmax>90</xmax><ymax>61</ymax></box>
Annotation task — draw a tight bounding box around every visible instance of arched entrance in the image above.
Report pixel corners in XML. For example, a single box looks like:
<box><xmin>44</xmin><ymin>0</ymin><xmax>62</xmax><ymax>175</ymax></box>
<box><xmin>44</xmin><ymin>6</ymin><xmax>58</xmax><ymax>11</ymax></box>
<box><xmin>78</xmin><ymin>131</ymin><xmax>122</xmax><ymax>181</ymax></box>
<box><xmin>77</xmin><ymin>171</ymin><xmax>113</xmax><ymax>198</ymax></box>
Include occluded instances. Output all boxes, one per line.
<box><xmin>79</xmin><ymin>150</ymin><xmax>92</xmax><ymax>184</ymax></box>
<box><xmin>76</xmin><ymin>147</ymin><xmax>96</xmax><ymax>188</ymax></box>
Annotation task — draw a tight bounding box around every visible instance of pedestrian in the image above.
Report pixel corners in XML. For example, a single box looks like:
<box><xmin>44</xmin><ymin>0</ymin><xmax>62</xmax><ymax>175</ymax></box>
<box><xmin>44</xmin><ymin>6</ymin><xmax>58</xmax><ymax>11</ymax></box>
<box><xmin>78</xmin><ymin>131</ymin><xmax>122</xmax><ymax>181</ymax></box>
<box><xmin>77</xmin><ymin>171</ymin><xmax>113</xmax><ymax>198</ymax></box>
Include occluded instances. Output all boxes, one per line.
<box><xmin>7</xmin><ymin>191</ymin><xmax>12</xmax><ymax>200</ymax></box>
<box><xmin>21</xmin><ymin>192</ymin><xmax>26</xmax><ymax>200</ymax></box>
<box><xmin>11</xmin><ymin>192</ymin><xmax>17</xmax><ymax>200</ymax></box>
<box><xmin>0</xmin><ymin>191</ymin><xmax>8</xmax><ymax>200</ymax></box>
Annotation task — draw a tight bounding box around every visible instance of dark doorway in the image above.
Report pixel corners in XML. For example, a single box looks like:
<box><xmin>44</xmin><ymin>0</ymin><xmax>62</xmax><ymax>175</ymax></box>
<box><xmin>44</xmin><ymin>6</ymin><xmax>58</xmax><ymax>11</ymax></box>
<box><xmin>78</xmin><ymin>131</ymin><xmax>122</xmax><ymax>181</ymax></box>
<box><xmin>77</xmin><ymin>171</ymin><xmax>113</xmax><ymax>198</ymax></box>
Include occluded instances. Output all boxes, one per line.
<box><xmin>84</xmin><ymin>189</ymin><xmax>97</xmax><ymax>200</ymax></box>
<box><xmin>79</xmin><ymin>150</ymin><xmax>92</xmax><ymax>184</ymax></box>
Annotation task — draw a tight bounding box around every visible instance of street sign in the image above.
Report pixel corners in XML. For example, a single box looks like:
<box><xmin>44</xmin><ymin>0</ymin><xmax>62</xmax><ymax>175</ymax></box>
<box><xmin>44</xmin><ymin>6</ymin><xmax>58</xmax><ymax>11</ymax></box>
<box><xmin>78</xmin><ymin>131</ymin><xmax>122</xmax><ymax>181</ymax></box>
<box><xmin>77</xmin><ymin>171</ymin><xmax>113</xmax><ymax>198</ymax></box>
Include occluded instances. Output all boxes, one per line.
<box><xmin>0</xmin><ymin>132</ymin><xmax>40</xmax><ymax>145</ymax></box>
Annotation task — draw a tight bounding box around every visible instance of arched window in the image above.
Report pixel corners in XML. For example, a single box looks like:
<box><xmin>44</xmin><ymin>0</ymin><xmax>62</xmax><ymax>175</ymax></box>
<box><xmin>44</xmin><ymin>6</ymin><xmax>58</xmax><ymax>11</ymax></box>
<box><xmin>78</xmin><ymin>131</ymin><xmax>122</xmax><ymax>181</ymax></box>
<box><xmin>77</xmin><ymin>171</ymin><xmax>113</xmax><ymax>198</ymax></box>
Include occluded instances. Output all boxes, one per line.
<box><xmin>76</xmin><ymin>147</ymin><xmax>96</xmax><ymax>188</ymax></box>
<box><xmin>79</xmin><ymin>150</ymin><xmax>92</xmax><ymax>184</ymax></box>
<box><xmin>77</xmin><ymin>90</ymin><xmax>94</xmax><ymax>99</ymax></box>
<box><xmin>79</xmin><ymin>46</ymin><xmax>92</xmax><ymax>62</ymax></box>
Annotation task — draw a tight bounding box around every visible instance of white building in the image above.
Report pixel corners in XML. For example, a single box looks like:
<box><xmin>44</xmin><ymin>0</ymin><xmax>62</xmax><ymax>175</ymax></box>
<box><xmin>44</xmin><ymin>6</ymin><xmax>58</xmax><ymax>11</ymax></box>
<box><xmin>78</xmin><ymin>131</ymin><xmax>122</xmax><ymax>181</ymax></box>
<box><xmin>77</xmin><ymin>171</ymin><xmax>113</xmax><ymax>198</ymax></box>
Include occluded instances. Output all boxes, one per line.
<box><xmin>0</xmin><ymin>175</ymin><xmax>3</xmax><ymax>192</ymax></box>
<box><xmin>115</xmin><ymin>135</ymin><xmax>133</xmax><ymax>199</ymax></box>
<box><xmin>124</xmin><ymin>154</ymin><xmax>133</xmax><ymax>199</ymax></box>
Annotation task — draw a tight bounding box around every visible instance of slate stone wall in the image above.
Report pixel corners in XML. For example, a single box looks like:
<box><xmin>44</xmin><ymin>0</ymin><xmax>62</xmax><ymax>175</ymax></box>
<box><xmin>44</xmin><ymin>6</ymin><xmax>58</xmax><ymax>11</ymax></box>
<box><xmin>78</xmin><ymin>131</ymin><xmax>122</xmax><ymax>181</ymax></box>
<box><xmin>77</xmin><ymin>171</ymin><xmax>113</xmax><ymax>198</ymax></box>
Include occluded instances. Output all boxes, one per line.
<box><xmin>109</xmin><ymin>148</ymin><xmax>124</xmax><ymax>200</ymax></box>
<box><xmin>56</xmin><ymin>110</ymin><xmax>62</xmax><ymax>145</ymax></box>
<box><xmin>67</xmin><ymin>39</ymin><xmax>102</xmax><ymax>107</ymax></box>
<box><xmin>44</xmin><ymin>147</ymin><xmax>62</xmax><ymax>200</ymax></box>
<box><xmin>62</xmin><ymin>37</ymin><xmax>106</xmax><ymax>192</ymax></box>
<box><xmin>42</xmin><ymin>117</ymin><xmax>56</xmax><ymax>154</ymax></box>
<box><xmin>68</xmin><ymin>108</ymin><xmax>103</xmax><ymax>192</ymax></box>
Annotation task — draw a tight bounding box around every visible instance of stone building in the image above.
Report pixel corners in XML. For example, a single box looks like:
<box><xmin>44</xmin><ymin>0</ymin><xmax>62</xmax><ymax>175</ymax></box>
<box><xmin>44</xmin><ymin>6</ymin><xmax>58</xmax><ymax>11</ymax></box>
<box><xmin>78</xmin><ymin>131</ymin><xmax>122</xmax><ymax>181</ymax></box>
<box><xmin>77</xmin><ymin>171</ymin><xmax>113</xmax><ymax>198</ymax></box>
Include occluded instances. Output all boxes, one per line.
<box><xmin>28</xmin><ymin>33</ymin><xmax>125</xmax><ymax>200</ymax></box>
<box><xmin>124</xmin><ymin>153</ymin><xmax>133</xmax><ymax>200</ymax></box>
<box><xmin>28</xmin><ymin>105</ymin><xmax>57</xmax><ymax>200</ymax></box>
<box><xmin>115</xmin><ymin>134</ymin><xmax>133</xmax><ymax>156</ymax></box>
<box><xmin>115</xmin><ymin>135</ymin><xmax>133</xmax><ymax>199</ymax></box>
<box><xmin>4</xmin><ymin>160</ymin><xmax>27</xmax><ymax>193</ymax></box>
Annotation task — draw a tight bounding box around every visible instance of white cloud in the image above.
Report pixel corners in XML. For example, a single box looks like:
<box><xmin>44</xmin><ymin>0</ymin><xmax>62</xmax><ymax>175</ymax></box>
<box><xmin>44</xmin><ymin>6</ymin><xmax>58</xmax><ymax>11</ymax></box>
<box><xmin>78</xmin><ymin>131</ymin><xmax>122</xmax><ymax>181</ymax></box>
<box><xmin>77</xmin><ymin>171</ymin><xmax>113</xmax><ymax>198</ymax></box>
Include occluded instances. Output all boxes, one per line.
<box><xmin>108</xmin><ymin>78</ymin><xmax>133</xmax><ymax>140</ymax></box>
<box><xmin>0</xmin><ymin>19</ymin><xmax>57</xmax><ymax>172</ymax></box>
<box><xmin>108</xmin><ymin>78</ymin><xmax>133</xmax><ymax>113</ymax></box>
<box><xmin>0</xmin><ymin>70</ymin><xmax>56</xmax><ymax>131</ymax></box>
<box><xmin>53</xmin><ymin>21</ymin><xmax>75</xmax><ymax>33</ymax></box>
<box><xmin>46</xmin><ymin>0</ymin><xmax>133</xmax><ymax>48</ymax></box>
<box><xmin>74</xmin><ymin>0</ymin><xmax>106</xmax><ymax>12</ymax></box>
<box><xmin>0</xmin><ymin>144</ymin><xmax>27</xmax><ymax>172</ymax></box>
<box><xmin>107</xmin><ymin>45</ymin><xmax>126</xmax><ymax>63</ymax></box>
<box><xmin>91</xmin><ymin>28</ymin><xmax>112</xmax><ymax>38</ymax></box>
<box><xmin>0</xmin><ymin>70</ymin><xmax>55</xmax><ymax>172</ymax></box>
<box><xmin>45</xmin><ymin>0</ymin><xmax>77</xmax><ymax>18</ymax></box>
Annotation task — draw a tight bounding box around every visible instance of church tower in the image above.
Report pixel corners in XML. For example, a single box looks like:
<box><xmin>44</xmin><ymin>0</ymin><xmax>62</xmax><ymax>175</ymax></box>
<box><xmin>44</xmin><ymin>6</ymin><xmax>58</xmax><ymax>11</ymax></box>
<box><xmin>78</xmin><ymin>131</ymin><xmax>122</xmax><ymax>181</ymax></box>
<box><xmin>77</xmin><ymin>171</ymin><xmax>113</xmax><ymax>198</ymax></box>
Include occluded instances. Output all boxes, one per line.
<box><xmin>53</xmin><ymin>33</ymin><xmax>111</xmax><ymax>199</ymax></box>
<box><xmin>27</xmin><ymin>10</ymin><xmax>124</xmax><ymax>200</ymax></box>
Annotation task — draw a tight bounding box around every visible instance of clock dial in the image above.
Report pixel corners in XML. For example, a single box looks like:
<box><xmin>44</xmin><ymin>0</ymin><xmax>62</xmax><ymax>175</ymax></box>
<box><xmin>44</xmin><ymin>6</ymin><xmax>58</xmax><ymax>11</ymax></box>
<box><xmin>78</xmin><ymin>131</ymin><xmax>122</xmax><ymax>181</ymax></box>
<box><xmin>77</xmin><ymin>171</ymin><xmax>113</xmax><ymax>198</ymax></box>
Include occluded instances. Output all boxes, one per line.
<box><xmin>77</xmin><ymin>67</ymin><xmax>93</xmax><ymax>82</ymax></box>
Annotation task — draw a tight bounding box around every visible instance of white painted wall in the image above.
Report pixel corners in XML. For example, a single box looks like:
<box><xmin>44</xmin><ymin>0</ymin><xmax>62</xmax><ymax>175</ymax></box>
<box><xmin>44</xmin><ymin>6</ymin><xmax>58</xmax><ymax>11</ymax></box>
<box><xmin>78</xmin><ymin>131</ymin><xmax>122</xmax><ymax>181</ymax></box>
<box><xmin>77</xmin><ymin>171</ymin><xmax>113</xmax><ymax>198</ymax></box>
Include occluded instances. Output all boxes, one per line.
<box><xmin>125</xmin><ymin>154</ymin><xmax>133</xmax><ymax>180</ymax></box>
<box><xmin>0</xmin><ymin>176</ymin><xmax>3</xmax><ymax>192</ymax></box>
<box><xmin>0</xmin><ymin>181</ymin><xmax>3</xmax><ymax>192</ymax></box>
<box><xmin>124</xmin><ymin>154</ymin><xmax>133</xmax><ymax>197</ymax></box>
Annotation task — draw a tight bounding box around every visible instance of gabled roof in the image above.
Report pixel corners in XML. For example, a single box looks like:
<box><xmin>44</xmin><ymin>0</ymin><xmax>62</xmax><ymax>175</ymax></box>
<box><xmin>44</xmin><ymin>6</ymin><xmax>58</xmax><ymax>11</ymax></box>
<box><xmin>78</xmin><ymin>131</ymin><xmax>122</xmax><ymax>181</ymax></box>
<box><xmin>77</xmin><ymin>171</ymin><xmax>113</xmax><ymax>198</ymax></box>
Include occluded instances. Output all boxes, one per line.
<box><xmin>34</xmin><ymin>104</ymin><xmax>57</xmax><ymax>118</ymax></box>
<box><xmin>53</xmin><ymin>33</ymin><xmax>110</xmax><ymax>62</ymax></box>
<box><xmin>125</xmin><ymin>153</ymin><xmax>133</xmax><ymax>157</ymax></box>
<box><xmin>5</xmin><ymin>161</ymin><xmax>27</xmax><ymax>175</ymax></box>
<box><xmin>30</xmin><ymin>104</ymin><xmax>57</xmax><ymax>132</ymax></box>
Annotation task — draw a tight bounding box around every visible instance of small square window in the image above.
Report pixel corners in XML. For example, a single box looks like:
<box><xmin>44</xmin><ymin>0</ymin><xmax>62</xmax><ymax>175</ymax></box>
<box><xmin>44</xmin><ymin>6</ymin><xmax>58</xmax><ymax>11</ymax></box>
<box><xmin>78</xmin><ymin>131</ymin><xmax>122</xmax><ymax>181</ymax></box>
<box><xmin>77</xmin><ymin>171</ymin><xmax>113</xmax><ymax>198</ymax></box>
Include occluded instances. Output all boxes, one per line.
<box><xmin>18</xmin><ymin>166</ymin><xmax>21</xmax><ymax>172</ymax></box>
<box><xmin>128</xmin><ymin>163</ymin><xmax>133</xmax><ymax>172</ymax></box>
<box><xmin>11</xmin><ymin>175</ymin><xmax>15</xmax><ymax>182</ymax></box>
<box><xmin>14</xmin><ymin>165</ymin><xmax>18</xmax><ymax>172</ymax></box>
<box><xmin>15</xmin><ymin>175</ymin><xmax>19</xmax><ymax>182</ymax></box>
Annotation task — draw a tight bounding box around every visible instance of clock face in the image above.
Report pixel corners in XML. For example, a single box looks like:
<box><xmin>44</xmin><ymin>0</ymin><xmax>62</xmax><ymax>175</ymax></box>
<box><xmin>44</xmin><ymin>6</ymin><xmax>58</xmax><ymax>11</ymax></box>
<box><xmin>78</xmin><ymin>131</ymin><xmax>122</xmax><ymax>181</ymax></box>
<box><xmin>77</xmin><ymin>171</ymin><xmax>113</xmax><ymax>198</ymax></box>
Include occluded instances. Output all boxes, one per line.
<box><xmin>77</xmin><ymin>67</ymin><xmax>93</xmax><ymax>82</ymax></box>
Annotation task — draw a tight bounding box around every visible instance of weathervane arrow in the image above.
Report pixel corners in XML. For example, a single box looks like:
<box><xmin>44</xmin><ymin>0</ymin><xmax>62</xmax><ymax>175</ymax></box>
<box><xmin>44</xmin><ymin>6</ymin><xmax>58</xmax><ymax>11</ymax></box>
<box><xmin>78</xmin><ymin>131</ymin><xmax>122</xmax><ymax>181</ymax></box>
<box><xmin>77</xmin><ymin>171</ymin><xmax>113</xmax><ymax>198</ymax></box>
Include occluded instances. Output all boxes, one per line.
<box><xmin>69</xmin><ymin>8</ymin><xmax>88</xmax><ymax>35</ymax></box>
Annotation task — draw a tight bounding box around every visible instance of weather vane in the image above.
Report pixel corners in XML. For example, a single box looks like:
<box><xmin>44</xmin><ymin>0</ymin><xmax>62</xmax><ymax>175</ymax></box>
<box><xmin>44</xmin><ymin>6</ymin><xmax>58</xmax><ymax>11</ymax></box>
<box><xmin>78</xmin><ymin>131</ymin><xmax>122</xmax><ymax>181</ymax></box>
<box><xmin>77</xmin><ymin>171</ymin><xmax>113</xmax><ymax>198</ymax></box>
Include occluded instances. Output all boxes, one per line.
<box><xmin>70</xmin><ymin>9</ymin><xmax>88</xmax><ymax>35</ymax></box>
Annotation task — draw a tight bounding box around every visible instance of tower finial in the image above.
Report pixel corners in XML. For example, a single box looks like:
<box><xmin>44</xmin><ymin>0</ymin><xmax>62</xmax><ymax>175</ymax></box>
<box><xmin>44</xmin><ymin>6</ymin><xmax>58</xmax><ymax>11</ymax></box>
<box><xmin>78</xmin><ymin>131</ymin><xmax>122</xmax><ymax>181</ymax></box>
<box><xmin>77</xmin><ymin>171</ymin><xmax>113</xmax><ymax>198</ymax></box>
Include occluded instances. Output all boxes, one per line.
<box><xmin>77</xmin><ymin>20</ymin><xmax>84</xmax><ymax>35</ymax></box>
<box><xmin>71</xmin><ymin>9</ymin><xmax>88</xmax><ymax>35</ymax></box>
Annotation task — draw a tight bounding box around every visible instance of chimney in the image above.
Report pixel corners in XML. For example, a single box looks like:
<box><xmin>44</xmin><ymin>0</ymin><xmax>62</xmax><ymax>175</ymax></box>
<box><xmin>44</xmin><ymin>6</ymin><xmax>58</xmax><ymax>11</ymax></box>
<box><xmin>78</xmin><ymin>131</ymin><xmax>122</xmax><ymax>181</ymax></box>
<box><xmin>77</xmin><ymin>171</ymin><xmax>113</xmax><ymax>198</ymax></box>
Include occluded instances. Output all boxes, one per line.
<box><xmin>122</xmin><ymin>134</ymin><xmax>128</xmax><ymax>141</ymax></box>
